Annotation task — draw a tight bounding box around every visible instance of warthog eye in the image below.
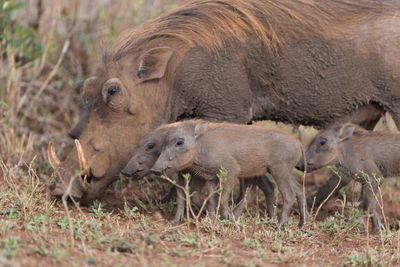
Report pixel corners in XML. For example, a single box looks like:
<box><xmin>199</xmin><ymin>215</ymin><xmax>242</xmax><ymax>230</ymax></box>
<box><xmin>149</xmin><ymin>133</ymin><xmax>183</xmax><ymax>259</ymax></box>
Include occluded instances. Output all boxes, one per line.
<box><xmin>146</xmin><ymin>143</ymin><xmax>155</xmax><ymax>150</ymax></box>
<box><xmin>107</xmin><ymin>85</ymin><xmax>120</xmax><ymax>96</ymax></box>
<box><xmin>319</xmin><ymin>138</ymin><xmax>327</xmax><ymax>146</ymax></box>
<box><xmin>176</xmin><ymin>138</ymin><xmax>184</xmax><ymax>146</ymax></box>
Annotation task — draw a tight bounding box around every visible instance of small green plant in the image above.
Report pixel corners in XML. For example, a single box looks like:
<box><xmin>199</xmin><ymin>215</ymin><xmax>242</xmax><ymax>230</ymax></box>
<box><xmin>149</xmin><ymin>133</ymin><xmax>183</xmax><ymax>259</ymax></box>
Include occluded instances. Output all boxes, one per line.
<box><xmin>217</xmin><ymin>166</ymin><xmax>228</xmax><ymax>184</ymax></box>
<box><xmin>30</xmin><ymin>236</ymin><xmax>49</xmax><ymax>256</ymax></box>
<box><xmin>394</xmin><ymin>179</ymin><xmax>400</xmax><ymax>189</ymax></box>
<box><xmin>124</xmin><ymin>205</ymin><xmax>139</xmax><ymax>219</ymax></box>
<box><xmin>241</xmin><ymin>238</ymin><xmax>261</xmax><ymax>249</ymax></box>
<box><xmin>319</xmin><ymin>206</ymin><xmax>364</xmax><ymax>240</ymax></box>
<box><xmin>343</xmin><ymin>248</ymin><xmax>384</xmax><ymax>267</ymax></box>
<box><xmin>56</xmin><ymin>216</ymin><xmax>69</xmax><ymax>231</ymax></box>
<box><xmin>112</xmin><ymin>178</ymin><xmax>126</xmax><ymax>191</ymax></box>
<box><xmin>180</xmin><ymin>232</ymin><xmax>198</xmax><ymax>246</ymax></box>
<box><xmin>90</xmin><ymin>201</ymin><xmax>106</xmax><ymax>218</ymax></box>
<box><xmin>136</xmin><ymin>198</ymin><xmax>147</xmax><ymax>210</ymax></box>
<box><xmin>0</xmin><ymin>235</ymin><xmax>23</xmax><ymax>257</ymax></box>
<box><xmin>0</xmin><ymin>0</ymin><xmax>43</xmax><ymax>63</ymax></box>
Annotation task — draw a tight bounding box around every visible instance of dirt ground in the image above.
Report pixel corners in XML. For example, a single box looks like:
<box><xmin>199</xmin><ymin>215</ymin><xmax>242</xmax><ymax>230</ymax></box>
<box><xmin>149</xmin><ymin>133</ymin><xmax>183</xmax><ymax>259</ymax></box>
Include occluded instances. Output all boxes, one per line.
<box><xmin>1</xmin><ymin>165</ymin><xmax>400</xmax><ymax>266</ymax></box>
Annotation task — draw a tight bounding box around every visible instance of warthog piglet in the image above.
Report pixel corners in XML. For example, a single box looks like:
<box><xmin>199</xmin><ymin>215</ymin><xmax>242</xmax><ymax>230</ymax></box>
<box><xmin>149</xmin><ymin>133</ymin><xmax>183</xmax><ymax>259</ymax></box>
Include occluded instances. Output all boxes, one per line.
<box><xmin>151</xmin><ymin>120</ymin><xmax>307</xmax><ymax>227</ymax></box>
<box><xmin>296</xmin><ymin>123</ymin><xmax>400</xmax><ymax>233</ymax></box>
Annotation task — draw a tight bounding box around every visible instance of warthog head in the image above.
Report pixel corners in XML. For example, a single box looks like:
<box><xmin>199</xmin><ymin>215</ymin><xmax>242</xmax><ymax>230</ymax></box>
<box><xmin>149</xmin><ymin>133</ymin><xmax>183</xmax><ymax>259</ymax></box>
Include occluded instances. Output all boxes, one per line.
<box><xmin>151</xmin><ymin>121</ymin><xmax>209</xmax><ymax>176</ymax></box>
<box><xmin>120</xmin><ymin>128</ymin><xmax>168</xmax><ymax>180</ymax></box>
<box><xmin>49</xmin><ymin>46</ymin><xmax>176</xmax><ymax>204</ymax></box>
<box><xmin>296</xmin><ymin>123</ymin><xmax>356</xmax><ymax>172</ymax></box>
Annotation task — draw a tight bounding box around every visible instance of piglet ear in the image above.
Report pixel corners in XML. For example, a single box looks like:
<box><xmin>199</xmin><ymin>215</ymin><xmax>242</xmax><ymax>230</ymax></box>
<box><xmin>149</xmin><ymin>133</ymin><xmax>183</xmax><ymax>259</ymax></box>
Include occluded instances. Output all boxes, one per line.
<box><xmin>194</xmin><ymin>121</ymin><xmax>209</xmax><ymax>139</ymax></box>
<box><xmin>136</xmin><ymin>47</ymin><xmax>173</xmax><ymax>83</ymax></box>
<box><xmin>337</xmin><ymin>123</ymin><xmax>355</xmax><ymax>142</ymax></box>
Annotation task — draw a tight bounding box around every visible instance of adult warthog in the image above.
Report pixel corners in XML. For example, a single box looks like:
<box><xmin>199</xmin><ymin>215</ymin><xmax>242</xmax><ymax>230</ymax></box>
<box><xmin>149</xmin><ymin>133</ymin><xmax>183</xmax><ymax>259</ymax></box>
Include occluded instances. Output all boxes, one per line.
<box><xmin>49</xmin><ymin>0</ymin><xmax>400</xmax><ymax>204</ymax></box>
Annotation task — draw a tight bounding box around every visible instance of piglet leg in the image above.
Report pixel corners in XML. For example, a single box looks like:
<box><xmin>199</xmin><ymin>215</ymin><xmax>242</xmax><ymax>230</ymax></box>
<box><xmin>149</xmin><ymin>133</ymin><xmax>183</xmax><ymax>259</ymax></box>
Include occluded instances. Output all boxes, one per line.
<box><xmin>169</xmin><ymin>173</ymin><xmax>186</xmax><ymax>224</ymax></box>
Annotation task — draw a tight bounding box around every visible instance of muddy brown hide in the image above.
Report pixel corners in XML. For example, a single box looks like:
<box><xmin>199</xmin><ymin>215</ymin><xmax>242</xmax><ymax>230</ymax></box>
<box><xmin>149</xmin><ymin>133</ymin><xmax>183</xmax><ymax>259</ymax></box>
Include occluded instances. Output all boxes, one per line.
<box><xmin>297</xmin><ymin>123</ymin><xmax>400</xmax><ymax>232</ymax></box>
<box><xmin>152</xmin><ymin>120</ymin><xmax>307</xmax><ymax>227</ymax></box>
<box><xmin>51</xmin><ymin>0</ymin><xmax>400</xmax><ymax>203</ymax></box>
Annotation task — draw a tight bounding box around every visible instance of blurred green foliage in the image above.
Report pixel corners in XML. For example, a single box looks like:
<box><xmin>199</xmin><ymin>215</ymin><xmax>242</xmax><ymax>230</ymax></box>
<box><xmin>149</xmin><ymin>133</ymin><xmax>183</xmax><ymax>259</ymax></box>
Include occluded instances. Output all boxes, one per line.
<box><xmin>0</xmin><ymin>0</ymin><xmax>43</xmax><ymax>63</ymax></box>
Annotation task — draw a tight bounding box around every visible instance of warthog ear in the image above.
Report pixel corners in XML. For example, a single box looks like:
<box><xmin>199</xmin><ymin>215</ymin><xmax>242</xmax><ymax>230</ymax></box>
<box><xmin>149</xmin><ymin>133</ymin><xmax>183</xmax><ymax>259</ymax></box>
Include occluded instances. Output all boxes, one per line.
<box><xmin>337</xmin><ymin>123</ymin><xmax>355</xmax><ymax>142</ymax></box>
<box><xmin>194</xmin><ymin>121</ymin><xmax>209</xmax><ymax>139</ymax></box>
<box><xmin>136</xmin><ymin>47</ymin><xmax>174</xmax><ymax>83</ymax></box>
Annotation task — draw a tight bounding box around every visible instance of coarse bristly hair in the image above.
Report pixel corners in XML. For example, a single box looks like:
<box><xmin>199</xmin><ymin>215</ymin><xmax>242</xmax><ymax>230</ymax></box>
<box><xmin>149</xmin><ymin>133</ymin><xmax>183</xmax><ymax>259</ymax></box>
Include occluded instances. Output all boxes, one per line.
<box><xmin>109</xmin><ymin>0</ymin><xmax>398</xmax><ymax>61</ymax></box>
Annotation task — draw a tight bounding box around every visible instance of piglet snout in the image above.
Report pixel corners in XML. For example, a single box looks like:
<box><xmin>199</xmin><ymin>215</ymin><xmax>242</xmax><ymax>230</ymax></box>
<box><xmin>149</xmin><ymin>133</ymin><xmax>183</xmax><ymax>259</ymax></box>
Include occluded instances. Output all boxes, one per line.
<box><xmin>150</xmin><ymin>167</ymin><xmax>163</xmax><ymax>176</ymax></box>
<box><xmin>295</xmin><ymin>159</ymin><xmax>305</xmax><ymax>171</ymax></box>
<box><xmin>121</xmin><ymin>167</ymin><xmax>133</xmax><ymax>177</ymax></box>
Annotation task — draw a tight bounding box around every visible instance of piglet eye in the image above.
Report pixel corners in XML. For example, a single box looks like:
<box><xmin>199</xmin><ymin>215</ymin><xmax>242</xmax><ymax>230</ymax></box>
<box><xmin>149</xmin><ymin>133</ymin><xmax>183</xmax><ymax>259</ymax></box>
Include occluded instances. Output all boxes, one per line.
<box><xmin>319</xmin><ymin>138</ymin><xmax>327</xmax><ymax>146</ymax></box>
<box><xmin>176</xmin><ymin>138</ymin><xmax>184</xmax><ymax>146</ymax></box>
<box><xmin>108</xmin><ymin>85</ymin><xmax>120</xmax><ymax>96</ymax></box>
<box><xmin>146</xmin><ymin>143</ymin><xmax>155</xmax><ymax>150</ymax></box>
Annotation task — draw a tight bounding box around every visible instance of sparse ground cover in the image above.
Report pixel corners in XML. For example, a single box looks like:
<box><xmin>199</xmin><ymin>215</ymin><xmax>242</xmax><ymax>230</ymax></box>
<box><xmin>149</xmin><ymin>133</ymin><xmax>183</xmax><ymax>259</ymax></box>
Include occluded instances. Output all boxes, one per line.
<box><xmin>1</xmin><ymin>1</ymin><xmax>400</xmax><ymax>266</ymax></box>
<box><xmin>2</xmin><ymin>158</ymin><xmax>400</xmax><ymax>266</ymax></box>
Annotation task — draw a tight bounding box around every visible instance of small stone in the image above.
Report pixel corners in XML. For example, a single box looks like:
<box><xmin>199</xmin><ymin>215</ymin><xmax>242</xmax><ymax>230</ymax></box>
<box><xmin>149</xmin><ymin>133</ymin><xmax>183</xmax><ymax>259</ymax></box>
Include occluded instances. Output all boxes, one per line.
<box><xmin>85</xmin><ymin>258</ymin><xmax>96</xmax><ymax>265</ymax></box>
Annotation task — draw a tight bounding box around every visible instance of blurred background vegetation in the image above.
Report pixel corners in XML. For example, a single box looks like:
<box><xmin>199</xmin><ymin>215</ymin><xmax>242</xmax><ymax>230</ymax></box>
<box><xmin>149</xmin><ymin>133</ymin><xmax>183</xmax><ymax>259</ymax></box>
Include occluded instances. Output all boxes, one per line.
<box><xmin>0</xmin><ymin>0</ymin><xmax>181</xmax><ymax>167</ymax></box>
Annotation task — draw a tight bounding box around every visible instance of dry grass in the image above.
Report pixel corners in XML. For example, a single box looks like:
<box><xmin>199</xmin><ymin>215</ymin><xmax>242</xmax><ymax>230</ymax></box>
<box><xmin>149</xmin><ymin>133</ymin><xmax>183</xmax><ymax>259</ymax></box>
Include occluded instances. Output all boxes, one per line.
<box><xmin>1</xmin><ymin>0</ymin><xmax>400</xmax><ymax>266</ymax></box>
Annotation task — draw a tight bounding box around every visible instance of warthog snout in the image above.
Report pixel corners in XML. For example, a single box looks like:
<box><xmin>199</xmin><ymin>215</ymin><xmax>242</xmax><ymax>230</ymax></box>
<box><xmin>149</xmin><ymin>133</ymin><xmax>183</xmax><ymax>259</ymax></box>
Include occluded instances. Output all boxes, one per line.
<box><xmin>50</xmin><ymin>178</ymin><xmax>86</xmax><ymax>200</ymax></box>
<box><xmin>120</xmin><ymin>157</ymin><xmax>143</xmax><ymax>179</ymax></box>
<box><xmin>151</xmin><ymin>155</ymin><xmax>168</xmax><ymax>176</ymax></box>
<box><xmin>48</xmin><ymin>141</ymin><xmax>88</xmax><ymax>200</ymax></box>
<box><xmin>48</xmin><ymin>139</ymin><xmax>111</xmax><ymax>203</ymax></box>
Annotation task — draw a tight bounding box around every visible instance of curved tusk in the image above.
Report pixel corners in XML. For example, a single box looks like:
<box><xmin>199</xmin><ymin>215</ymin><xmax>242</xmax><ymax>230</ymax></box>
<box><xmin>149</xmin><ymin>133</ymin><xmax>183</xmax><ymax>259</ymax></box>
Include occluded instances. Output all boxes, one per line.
<box><xmin>48</xmin><ymin>141</ymin><xmax>61</xmax><ymax>169</ymax></box>
<box><xmin>74</xmin><ymin>139</ymin><xmax>89</xmax><ymax>177</ymax></box>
